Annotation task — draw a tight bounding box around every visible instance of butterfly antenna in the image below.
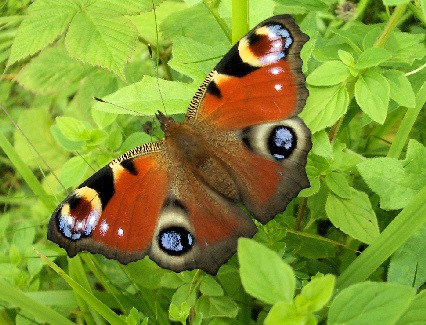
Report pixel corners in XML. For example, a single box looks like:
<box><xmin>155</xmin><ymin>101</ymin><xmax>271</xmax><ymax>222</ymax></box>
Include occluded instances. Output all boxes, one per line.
<box><xmin>150</xmin><ymin>1</ymin><xmax>167</xmax><ymax>115</ymax></box>
<box><xmin>93</xmin><ymin>97</ymin><xmax>143</xmax><ymax>116</ymax></box>
<box><xmin>0</xmin><ymin>105</ymin><xmax>68</xmax><ymax>201</ymax></box>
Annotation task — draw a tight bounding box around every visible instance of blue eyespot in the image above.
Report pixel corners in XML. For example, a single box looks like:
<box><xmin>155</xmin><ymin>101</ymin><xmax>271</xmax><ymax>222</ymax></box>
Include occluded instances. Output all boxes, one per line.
<box><xmin>268</xmin><ymin>126</ymin><xmax>296</xmax><ymax>160</ymax></box>
<box><xmin>159</xmin><ymin>227</ymin><xmax>194</xmax><ymax>256</ymax></box>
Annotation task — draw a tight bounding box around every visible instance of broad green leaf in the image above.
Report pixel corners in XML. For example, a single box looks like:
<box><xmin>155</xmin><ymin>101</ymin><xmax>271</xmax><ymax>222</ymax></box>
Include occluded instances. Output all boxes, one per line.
<box><xmin>195</xmin><ymin>296</ymin><xmax>239</xmax><ymax>319</ymax></box>
<box><xmin>383</xmin><ymin>31</ymin><xmax>426</xmax><ymax>65</ymax></box>
<box><xmin>326</xmin><ymin>188</ymin><xmax>380</xmax><ymax>244</ymax></box>
<box><xmin>58</xmin><ymin>156</ymin><xmax>90</xmax><ymax>189</ymax></box>
<box><xmin>285</xmin><ymin>232</ymin><xmax>336</xmax><ymax>259</ymax></box>
<box><xmin>328</xmin><ymin>282</ymin><xmax>416</xmax><ymax>325</ymax></box>
<box><xmin>295</xmin><ymin>274</ymin><xmax>335</xmax><ymax>313</ymax></box>
<box><xmin>238</xmin><ymin>238</ymin><xmax>295</xmax><ymax>305</ymax></box>
<box><xmin>355</xmin><ymin>70</ymin><xmax>390</xmax><ymax>124</ymax></box>
<box><xmin>55</xmin><ymin>116</ymin><xmax>91</xmax><ymax>142</ymax></box>
<box><xmin>396</xmin><ymin>290</ymin><xmax>426</xmax><ymax>325</ymax></box>
<box><xmin>8</xmin><ymin>0</ymin><xmax>80</xmax><ymax>65</ymax></box>
<box><xmin>306</xmin><ymin>60</ymin><xmax>350</xmax><ymax>86</ymax></box>
<box><xmin>311</xmin><ymin>130</ymin><xmax>333</xmax><ymax>159</ymax></box>
<box><xmin>357</xmin><ymin>140</ymin><xmax>426</xmax><ymax>210</ymax></box>
<box><xmin>168</xmin><ymin>36</ymin><xmax>229</xmax><ymax>80</ymax></box>
<box><xmin>14</xmin><ymin>107</ymin><xmax>67</xmax><ymax>170</ymax></box>
<box><xmin>300</xmin><ymin>85</ymin><xmax>349</xmax><ymax>133</ymax></box>
<box><xmin>200</xmin><ymin>276</ymin><xmax>224</xmax><ymax>297</ymax></box>
<box><xmin>65</xmin><ymin>9</ymin><xmax>138</xmax><ymax>78</ymax></box>
<box><xmin>324</xmin><ymin>172</ymin><xmax>352</xmax><ymax>199</ymax></box>
<box><xmin>265</xmin><ymin>301</ymin><xmax>315</xmax><ymax>325</ymax></box>
<box><xmin>383</xmin><ymin>70</ymin><xmax>416</xmax><ymax>108</ymax></box>
<box><xmin>93</xmin><ymin>76</ymin><xmax>196</xmax><ymax>116</ymax></box>
<box><xmin>355</xmin><ymin>47</ymin><xmax>392</xmax><ymax>70</ymax></box>
<box><xmin>161</xmin><ymin>4</ymin><xmax>228</xmax><ymax>45</ymax></box>
<box><xmin>388</xmin><ymin>224</ymin><xmax>426</xmax><ymax>289</ymax></box>
<box><xmin>16</xmin><ymin>46</ymin><xmax>90</xmax><ymax>95</ymax></box>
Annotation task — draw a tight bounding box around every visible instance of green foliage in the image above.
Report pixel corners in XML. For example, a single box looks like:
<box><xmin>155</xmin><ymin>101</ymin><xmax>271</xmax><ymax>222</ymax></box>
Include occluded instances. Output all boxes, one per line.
<box><xmin>0</xmin><ymin>0</ymin><xmax>425</xmax><ymax>324</ymax></box>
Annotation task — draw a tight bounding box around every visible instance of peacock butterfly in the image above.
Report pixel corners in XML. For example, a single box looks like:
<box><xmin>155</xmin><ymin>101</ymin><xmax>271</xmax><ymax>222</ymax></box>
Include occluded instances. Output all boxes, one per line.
<box><xmin>48</xmin><ymin>15</ymin><xmax>312</xmax><ymax>275</ymax></box>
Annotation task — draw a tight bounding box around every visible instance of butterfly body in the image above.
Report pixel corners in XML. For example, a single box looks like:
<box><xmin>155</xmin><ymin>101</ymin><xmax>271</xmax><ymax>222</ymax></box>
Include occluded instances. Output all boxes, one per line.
<box><xmin>48</xmin><ymin>15</ymin><xmax>311</xmax><ymax>274</ymax></box>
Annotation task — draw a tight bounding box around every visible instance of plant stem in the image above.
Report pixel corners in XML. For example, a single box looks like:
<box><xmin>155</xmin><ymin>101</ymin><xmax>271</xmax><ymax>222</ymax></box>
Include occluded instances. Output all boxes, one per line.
<box><xmin>232</xmin><ymin>0</ymin><xmax>249</xmax><ymax>43</ymax></box>
<box><xmin>387</xmin><ymin>81</ymin><xmax>426</xmax><ymax>159</ymax></box>
<box><xmin>374</xmin><ymin>4</ymin><xmax>408</xmax><ymax>48</ymax></box>
<box><xmin>336</xmin><ymin>184</ymin><xmax>426</xmax><ymax>290</ymax></box>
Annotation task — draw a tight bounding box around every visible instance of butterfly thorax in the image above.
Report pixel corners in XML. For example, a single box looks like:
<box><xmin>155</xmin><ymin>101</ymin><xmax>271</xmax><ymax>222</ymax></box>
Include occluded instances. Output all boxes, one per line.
<box><xmin>159</xmin><ymin>115</ymin><xmax>240</xmax><ymax>201</ymax></box>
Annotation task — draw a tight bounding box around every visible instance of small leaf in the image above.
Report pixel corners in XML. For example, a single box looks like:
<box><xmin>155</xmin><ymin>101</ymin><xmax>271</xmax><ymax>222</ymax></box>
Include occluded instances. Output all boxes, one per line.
<box><xmin>300</xmin><ymin>85</ymin><xmax>349</xmax><ymax>133</ymax></box>
<box><xmin>324</xmin><ymin>172</ymin><xmax>352</xmax><ymax>199</ymax></box>
<box><xmin>265</xmin><ymin>301</ymin><xmax>311</xmax><ymax>325</ymax></box>
<box><xmin>355</xmin><ymin>70</ymin><xmax>390</xmax><ymax>123</ymax></box>
<box><xmin>328</xmin><ymin>282</ymin><xmax>416</xmax><ymax>325</ymax></box>
<box><xmin>294</xmin><ymin>274</ymin><xmax>335</xmax><ymax>313</ymax></box>
<box><xmin>306</xmin><ymin>60</ymin><xmax>350</xmax><ymax>86</ymax></box>
<box><xmin>55</xmin><ymin>116</ymin><xmax>91</xmax><ymax>142</ymax></box>
<box><xmin>195</xmin><ymin>296</ymin><xmax>239</xmax><ymax>319</ymax></box>
<box><xmin>326</xmin><ymin>188</ymin><xmax>380</xmax><ymax>244</ymax></box>
<box><xmin>238</xmin><ymin>239</ymin><xmax>295</xmax><ymax>305</ymax></box>
<box><xmin>200</xmin><ymin>276</ymin><xmax>224</xmax><ymax>297</ymax></box>
<box><xmin>355</xmin><ymin>47</ymin><xmax>392</xmax><ymax>69</ymax></box>
<box><xmin>357</xmin><ymin>141</ymin><xmax>426</xmax><ymax>210</ymax></box>
<box><xmin>338</xmin><ymin>50</ymin><xmax>355</xmax><ymax>67</ymax></box>
<box><xmin>59</xmin><ymin>156</ymin><xmax>90</xmax><ymax>189</ymax></box>
<box><xmin>383</xmin><ymin>69</ymin><xmax>416</xmax><ymax>108</ymax></box>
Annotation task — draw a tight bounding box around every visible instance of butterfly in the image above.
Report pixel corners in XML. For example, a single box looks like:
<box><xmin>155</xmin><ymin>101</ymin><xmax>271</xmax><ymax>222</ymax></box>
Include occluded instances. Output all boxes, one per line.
<box><xmin>48</xmin><ymin>15</ymin><xmax>312</xmax><ymax>275</ymax></box>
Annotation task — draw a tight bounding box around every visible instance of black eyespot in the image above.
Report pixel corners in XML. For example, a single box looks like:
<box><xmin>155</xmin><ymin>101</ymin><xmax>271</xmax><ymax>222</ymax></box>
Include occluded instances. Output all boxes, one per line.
<box><xmin>268</xmin><ymin>126</ymin><xmax>296</xmax><ymax>160</ymax></box>
<box><xmin>158</xmin><ymin>226</ymin><xmax>194</xmax><ymax>256</ymax></box>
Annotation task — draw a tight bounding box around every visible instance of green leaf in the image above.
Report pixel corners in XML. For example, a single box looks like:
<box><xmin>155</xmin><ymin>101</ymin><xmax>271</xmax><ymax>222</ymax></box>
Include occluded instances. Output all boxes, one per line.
<box><xmin>16</xmin><ymin>46</ymin><xmax>90</xmax><ymax>95</ymax></box>
<box><xmin>168</xmin><ymin>36</ymin><xmax>229</xmax><ymax>80</ymax></box>
<box><xmin>306</xmin><ymin>60</ymin><xmax>350</xmax><ymax>86</ymax></box>
<box><xmin>7</xmin><ymin>0</ymin><xmax>80</xmax><ymax>66</ymax></box>
<box><xmin>311</xmin><ymin>130</ymin><xmax>333</xmax><ymax>159</ymax></box>
<box><xmin>326</xmin><ymin>188</ymin><xmax>380</xmax><ymax>244</ymax></box>
<box><xmin>200</xmin><ymin>276</ymin><xmax>224</xmax><ymax>297</ymax></box>
<box><xmin>295</xmin><ymin>274</ymin><xmax>335</xmax><ymax>313</ymax></box>
<box><xmin>161</xmin><ymin>4</ymin><xmax>228</xmax><ymax>45</ymax></box>
<box><xmin>55</xmin><ymin>116</ymin><xmax>91</xmax><ymax>142</ymax></box>
<box><xmin>383</xmin><ymin>69</ymin><xmax>416</xmax><ymax>108</ymax></box>
<box><xmin>300</xmin><ymin>85</ymin><xmax>349</xmax><ymax>133</ymax></box>
<box><xmin>265</xmin><ymin>301</ymin><xmax>314</xmax><ymax>325</ymax></box>
<box><xmin>355</xmin><ymin>47</ymin><xmax>392</xmax><ymax>70</ymax></box>
<box><xmin>383</xmin><ymin>0</ymin><xmax>411</xmax><ymax>6</ymax></box>
<box><xmin>93</xmin><ymin>76</ymin><xmax>195</xmax><ymax>116</ymax></box>
<box><xmin>324</xmin><ymin>172</ymin><xmax>352</xmax><ymax>199</ymax></box>
<box><xmin>195</xmin><ymin>296</ymin><xmax>239</xmax><ymax>319</ymax></box>
<box><xmin>169</xmin><ymin>284</ymin><xmax>196</xmax><ymax>324</ymax></box>
<box><xmin>238</xmin><ymin>238</ymin><xmax>295</xmax><ymax>305</ymax></box>
<box><xmin>355</xmin><ymin>70</ymin><xmax>390</xmax><ymax>124</ymax></box>
<box><xmin>337</xmin><ymin>50</ymin><xmax>355</xmax><ymax>67</ymax></box>
<box><xmin>58</xmin><ymin>156</ymin><xmax>90</xmax><ymax>189</ymax></box>
<box><xmin>357</xmin><ymin>140</ymin><xmax>426</xmax><ymax>210</ymax></box>
<box><xmin>396</xmin><ymin>290</ymin><xmax>426</xmax><ymax>325</ymax></box>
<box><xmin>65</xmin><ymin>9</ymin><xmax>138</xmax><ymax>78</ymax></box>
<box><xmin>328</xmin><ymin>282</ymin><xmax>416</xmax><ymax>325</ymax></box>
<box><xmin>14</xmin><ymin>107</ymin><xmax>67</xmax><ymax>170</ymax></box>
<box><xmin>388</xmin><ymin>224</ymin><xmax>426</xmax><ymax>290</ymax></box>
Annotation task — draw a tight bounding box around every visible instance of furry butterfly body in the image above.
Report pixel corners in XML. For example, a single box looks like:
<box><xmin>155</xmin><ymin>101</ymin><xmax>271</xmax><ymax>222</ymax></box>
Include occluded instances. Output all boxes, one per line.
<box><xmin>48</xmin><ymin>15</ymin><xmax>311</xmax><ymax>275</ymax></box>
